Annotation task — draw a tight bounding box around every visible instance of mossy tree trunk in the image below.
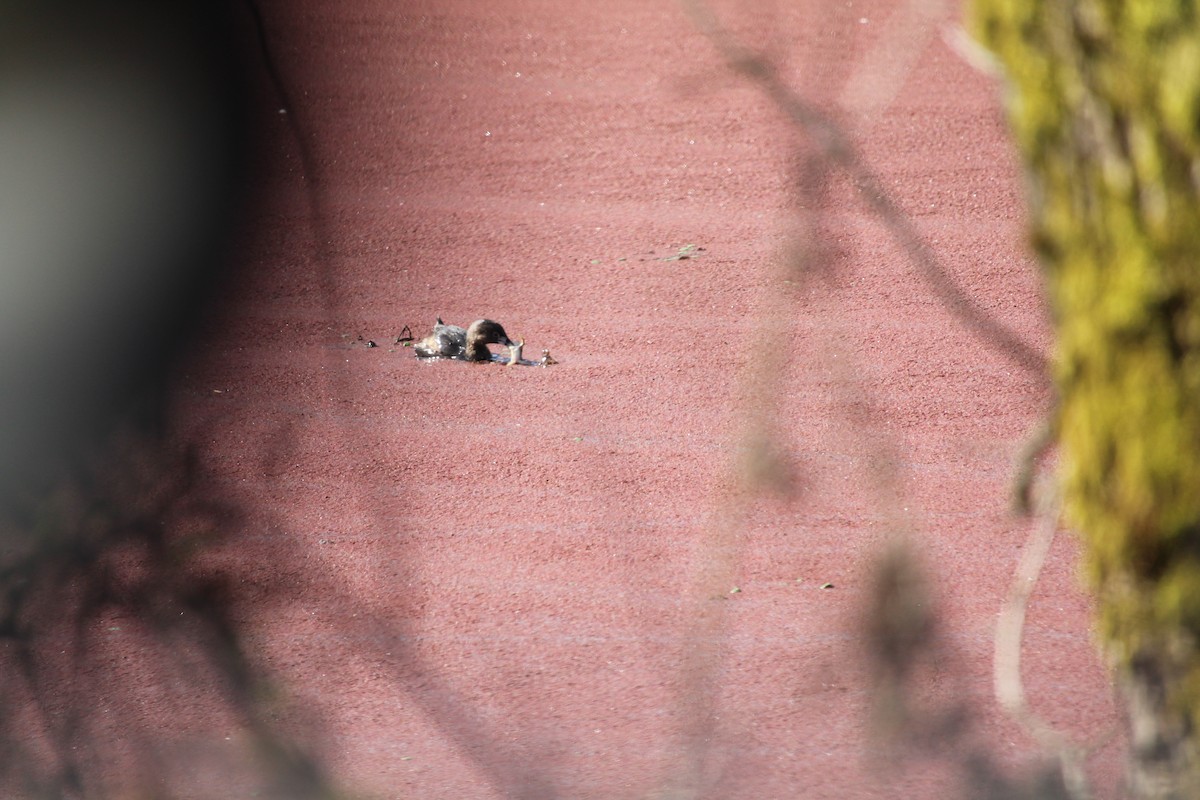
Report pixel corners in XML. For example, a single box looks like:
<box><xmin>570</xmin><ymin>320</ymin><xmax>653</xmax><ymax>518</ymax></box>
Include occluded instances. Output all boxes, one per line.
<box><xmin>970</xmin><ymin>2</ymin><xmax>1200</xmax><ymax>797</ymax></box>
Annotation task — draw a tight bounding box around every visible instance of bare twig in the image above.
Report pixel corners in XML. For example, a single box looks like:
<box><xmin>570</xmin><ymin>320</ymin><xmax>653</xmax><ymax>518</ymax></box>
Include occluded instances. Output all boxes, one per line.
<box><xmin>1010</xmin><ymin>411</ymin><xmax>1057</xmax><ymax>516</ymax></box>
<box><xmin>993</xmin><ymin>492</ymin><xmax>1070</xmax><ymax>742</ymax></box>
<box><xmin>993</xmin><ymin>487</ymin><xmax>1095</xmax><ymax>800</ymax></box>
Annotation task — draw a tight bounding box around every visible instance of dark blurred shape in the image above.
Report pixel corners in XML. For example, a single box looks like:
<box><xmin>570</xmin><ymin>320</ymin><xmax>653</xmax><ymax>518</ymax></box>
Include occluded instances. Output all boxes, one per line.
<box><xmin>0</xmin><ymin>0</ymin><xmax>251</xmax><ymax>495</ymax></box>
<box><xmin>863</xmin><ymin>539</ymin><xmax>953</xmax><ymax>746</ymax></box>
<box><xmin>863</xmin><ymin>541</ymin><xmax>1077</xmax><ymax>798</ymax></box>
<box><xmin>0</xmin><ymin>3</ymin><xmax>339</xmax><ymax>796</ymax></box>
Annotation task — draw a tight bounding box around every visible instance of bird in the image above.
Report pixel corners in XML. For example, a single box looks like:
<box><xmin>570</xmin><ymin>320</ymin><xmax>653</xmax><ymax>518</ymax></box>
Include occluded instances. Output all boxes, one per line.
<box><xmin>412</xmin><ymin>318</ymin><xmax>516</xmax><ymax>362</ymax></box>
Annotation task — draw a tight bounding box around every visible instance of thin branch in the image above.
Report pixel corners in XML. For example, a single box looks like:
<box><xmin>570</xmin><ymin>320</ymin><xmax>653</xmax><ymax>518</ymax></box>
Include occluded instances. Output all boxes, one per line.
<box><xmin>993</xmin><ymin>492</ymin><xmax>1066</xmax><ymax>737</ymax></box>
<box><xmin>993</xmin><ymin>487</ymin><xmax>1096</xmax><ymax>800</ymax></box>
<box><xmin>1010</xmin><ymin>411</ymin><xmax>1058</xmax><ymax>516</ymax></box>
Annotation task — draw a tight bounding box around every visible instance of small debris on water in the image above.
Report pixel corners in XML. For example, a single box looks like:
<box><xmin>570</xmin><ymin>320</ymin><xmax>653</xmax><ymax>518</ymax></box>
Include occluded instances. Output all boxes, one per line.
<box><xmin>507</xmin><ymin>338</ymin><xmax>524</xmax><ymax>366</ymax></box>
<box><xmin>659</xmin><ymin>243</ymin><xmax>704</xmax><ymax>262</ymax></box>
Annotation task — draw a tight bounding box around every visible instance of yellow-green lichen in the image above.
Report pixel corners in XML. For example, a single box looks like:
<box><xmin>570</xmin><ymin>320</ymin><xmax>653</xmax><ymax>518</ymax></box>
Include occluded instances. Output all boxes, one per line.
<box><xmin>971</xmin><ymin>0</ymin><xmax>1200</xmax><ymax>773</ymax></box>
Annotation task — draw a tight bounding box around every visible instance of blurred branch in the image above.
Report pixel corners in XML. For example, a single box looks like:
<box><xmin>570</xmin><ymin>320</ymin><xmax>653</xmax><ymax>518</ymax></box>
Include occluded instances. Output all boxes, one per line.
<box><xmin>0</xmin><ymin>430</ymin><xmax>338</xmax><ymax>797</ymax></box>
<box><xmin>679</xmin><ymin>0</ymin><xmax>1047</xmax><ymax>378</ymax></box>
<box><xmin>992</xmin><ymin>488</ymin><xmax>1092</xmax><ymax>799</ymax></box>
<box><xmin>1011</xmin><ymin>413</ymin><xmax>1056</xmax><ymax>516</ymax></box>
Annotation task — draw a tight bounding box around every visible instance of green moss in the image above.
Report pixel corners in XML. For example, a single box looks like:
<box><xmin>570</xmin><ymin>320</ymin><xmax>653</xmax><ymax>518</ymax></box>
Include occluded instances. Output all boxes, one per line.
<box><xmin>971</xmin><ymin>0</ymin><xmax>1200</xmax><ymax>774</ymax></box>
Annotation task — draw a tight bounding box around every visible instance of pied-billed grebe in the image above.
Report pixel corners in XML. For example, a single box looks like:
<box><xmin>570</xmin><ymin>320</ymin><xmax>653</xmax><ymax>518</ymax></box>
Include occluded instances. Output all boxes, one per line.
<box><xmin>413</xmin><ymin>317</ymin><xmax>515</xmax><ymax>362</ymax></box>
